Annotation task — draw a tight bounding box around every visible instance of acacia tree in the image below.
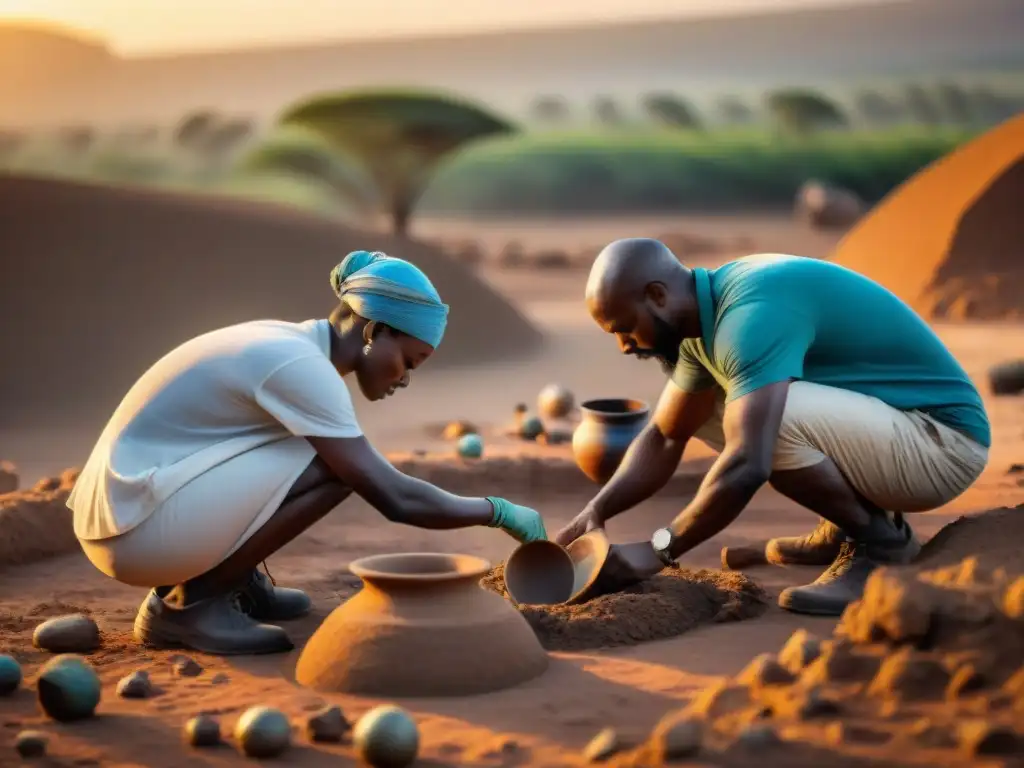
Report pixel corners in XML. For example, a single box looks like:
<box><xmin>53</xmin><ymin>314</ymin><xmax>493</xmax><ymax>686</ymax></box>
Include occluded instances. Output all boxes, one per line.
<box><xmin>766</xmin><ymin>89</ymin><xmax>847</xmax><ymax>134</ymax></box>
<box><xmin>238</xmin><ymin>126</ymin><xmax>374</xmax><ymax>213</ymax></box>
<box><xmin>853</xmin><ymin>89</ymin><xmax>903</xmax><ymax>126</ymax></box>
<box><xmin>716</xmin><ymin>95</ymin><xmax>755</xmax><ymax>125</ymax></box>
<box><xmin>531</xmin><ymin>96</ymin><xmax>571</xmax><ymax>124</ymax></box>
<box><xmin>902</xmin><ymin>85</ymin><xmax>941</xmax><ymax>125</ymax></box>
<box><xmin>279</xmin><ymin>89</ymin><xmax>515</xmax><ymax>236</ymax></box>
<box><xmin>641</xmin><ymin>93</ymin><xmax>703</xmax><ymax>130</ymax></box>
<box><xmin>592</xmin><ymin>96</ymin><xmax>625</xmax><ymax>126</ymax></box>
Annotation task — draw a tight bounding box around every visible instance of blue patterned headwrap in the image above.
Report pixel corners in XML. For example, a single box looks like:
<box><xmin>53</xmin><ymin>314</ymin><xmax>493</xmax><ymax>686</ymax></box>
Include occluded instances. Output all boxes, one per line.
<box><xmin>330</xmin><ymin>250</ymin><xmax>449</xmax><ymax>349</ymax></box>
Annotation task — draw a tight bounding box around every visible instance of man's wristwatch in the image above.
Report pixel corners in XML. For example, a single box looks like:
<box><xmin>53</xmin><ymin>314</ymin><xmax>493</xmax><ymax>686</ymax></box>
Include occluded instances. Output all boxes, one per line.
<box><xmin>650</xmin><ymin>528</ymin><xmax>677</xmax><ymax>568</ymax></box>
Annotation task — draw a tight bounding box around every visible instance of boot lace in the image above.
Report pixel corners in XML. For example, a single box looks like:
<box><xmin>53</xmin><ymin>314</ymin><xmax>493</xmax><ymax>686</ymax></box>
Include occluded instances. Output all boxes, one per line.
<box><xmin>816</xmin><ymin>541</ymin><xmax>863</xmax><ymax>584</ymax></box>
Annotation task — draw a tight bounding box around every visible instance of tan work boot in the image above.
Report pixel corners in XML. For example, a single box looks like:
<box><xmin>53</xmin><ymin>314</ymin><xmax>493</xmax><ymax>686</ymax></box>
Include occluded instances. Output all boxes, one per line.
<box><xmin>766</xmin><ymin>517</ymin><xmax>845</xmax><ymax>566</ymax></box>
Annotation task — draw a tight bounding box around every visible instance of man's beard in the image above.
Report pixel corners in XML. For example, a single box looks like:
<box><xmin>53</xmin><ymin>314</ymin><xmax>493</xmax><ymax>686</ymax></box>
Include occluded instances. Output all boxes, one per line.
<box><xmin>636</xmin><ymin>313</ymin><xmax>682</xmax><ymax>376</ymax></box>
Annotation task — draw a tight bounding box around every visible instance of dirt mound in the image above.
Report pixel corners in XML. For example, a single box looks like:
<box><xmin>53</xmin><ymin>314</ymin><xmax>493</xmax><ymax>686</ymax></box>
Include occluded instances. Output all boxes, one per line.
<box><xmin>0</xmin><ymin>468</ymin><xmax>81</xmax><ymax>568</ymax></box>
<box><xmin>831</xmin><ymin>115</ymin><xmax>1024</xmax><ymax>321</ymax></box>
<box><xmin>480</xmin><ymin>562</ymin><xmax>769</xmax><ymax>652</ymax></box>
<box><xmin>913</xmin><ymin>505</ymin><xmax>1024</xmax><ymax>574</ymax></box>
<box><xmin>609</xmin><ymin>506</ymin><xmax>1024</xmax><ymax>767</ymax></box>
<box><xmin>0</xmin><ymin>175</ymin><xmax>543</xmax><ymax>428</ymax></box>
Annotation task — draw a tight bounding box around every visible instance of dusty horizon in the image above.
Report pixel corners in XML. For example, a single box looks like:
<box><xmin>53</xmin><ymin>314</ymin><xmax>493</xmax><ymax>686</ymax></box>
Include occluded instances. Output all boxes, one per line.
<box><xmin>1</xmin><ymin>0</ymin><xmax>908</xmax><ymax>55</ymax></box>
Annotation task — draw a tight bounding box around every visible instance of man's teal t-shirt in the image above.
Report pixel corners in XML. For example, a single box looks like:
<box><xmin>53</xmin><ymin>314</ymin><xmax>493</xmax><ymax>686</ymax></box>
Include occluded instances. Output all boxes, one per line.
<box><xmin>671</xmin><ymin>254</ymin><xmax>991</xmax><ymax>448</ymax></box>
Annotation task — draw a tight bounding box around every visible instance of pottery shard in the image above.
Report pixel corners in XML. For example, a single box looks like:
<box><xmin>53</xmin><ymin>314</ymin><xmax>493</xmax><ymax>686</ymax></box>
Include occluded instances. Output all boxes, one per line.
<box><xmin>0</xmin><ymin>461</ymin><xmax>17</xmax><ymax>493</ymax></box>
<box><xmin>15</xmin><ymin>730</ymin><xmax>47</xmax><ymax>758</ymax></box>
<box><xmin>958</xmin><ymin>720</ymin><xmax>1021</xmax><ymax>756</ymax></box>
<box><xmin>1003</xmin><ymin>576</ymin><xmax>1024</xmax><ymax>619</ymax></box>
<box><xmin>650</xmin><ymin>712</ymin><xmax>702</xmax><ymax>761</ymax></box>
<box><xmin>801</xmin><ymin>640</ymin><xmax>879</xmax><ymax>685</ymax></box>
<box><xmin>305</xmin><ymin>705</ymin><xmax>350</xmax><ymax>743</ymax></box>
<box><xmin>735</xmin><ymin>654</ymin><xmax>795</xmax><ymax>688</ymax></box>
<box><xmin>583</xmin><ymin>728</ymin><xmax>620</xmax><ymax>763</ymax></box>
<box><xmin>172</xmin><ymin>657</ymin><xmax>203</xmax><ymax>677</ymax></box>
<box><xmin>868</xmin><ymin>648</ymin><xmax>950</xmax><ymax>702</ymax></box>
<box><xmin>777</xmin><ymin>629</ymin><xmax>822</xmax><ymax>674</ymax></box>
<box><xmin>946</xmin><ymin>664</ymin><xmax>987</xmax><ymax>700</ymax></box>
<box><xmin>684</xmin><ymin>682</ymin><xmax>752</xmax><ymax>720</ymax></box>
<box><xmin>116</xmin><ymin>670</ymin><xmax>153</xmax><ymax>699</ymax></box>
<box><xmin>32</xmin><ymin>614</ymin><xmax>100</xmax><ymax>654</ymax></box>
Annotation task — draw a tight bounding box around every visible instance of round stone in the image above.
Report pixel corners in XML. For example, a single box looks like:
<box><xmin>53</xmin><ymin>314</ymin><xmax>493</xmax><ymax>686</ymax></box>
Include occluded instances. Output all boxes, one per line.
<box><xmin>456</xmin><ymin>433</ymin><xmax>484</xmax><ymax>459</ymax></box>
<box><xmin>234</xmin><ymin>706</ymin><xmax>291</xmax><ymax>758</ymax></box>
<box><xmin>0</xmin><ymin>654</ymin><xmax>22</xmax><ymax>695</ymax></box>
<box><xmin>354</xmin><ymin>705</ymin><xmax>420</xmax><ymax>768</ymax></box>
<box><xmin>37</xmin><ymin>654</ymin><xmax>101</xmax><ymax>722</ymax></box>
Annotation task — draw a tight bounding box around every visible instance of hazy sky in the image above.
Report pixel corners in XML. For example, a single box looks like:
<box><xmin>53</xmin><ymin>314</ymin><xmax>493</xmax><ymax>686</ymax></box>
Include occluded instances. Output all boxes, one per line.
<box><xmin>0</xmin><ymin>0</ymin><xmax>898</xmax><ymax>55</ymax></box>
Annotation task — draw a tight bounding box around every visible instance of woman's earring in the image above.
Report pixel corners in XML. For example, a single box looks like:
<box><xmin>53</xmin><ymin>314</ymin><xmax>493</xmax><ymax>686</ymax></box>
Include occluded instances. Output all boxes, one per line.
<box><xmin>363</xmin><ymin>343</ymin><xmax>372</xmax><ymax>356</ymax></box>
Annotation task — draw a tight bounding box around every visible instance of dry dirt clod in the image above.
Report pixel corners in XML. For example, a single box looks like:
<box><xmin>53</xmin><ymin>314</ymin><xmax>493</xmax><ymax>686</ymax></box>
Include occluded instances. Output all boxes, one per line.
<box><xmin>736</xmin><ymin>653</ymin><xmax>795</xmax><ymax>688</ymax></box>
<box><xmin>958</xmin><ymin>720</ymin><xmax>1021</xmax><ymax>756</ymax></box>
<box><xmin>209</xmin><ymin>672</ymin><xmax>229</xmax><ymax>685</ymax></box>
<box><xmin>172</xmin><ymin>657</ymin><xmax>203</xmax><ymax>677</ymax></box>
<box><xmin>116</xmin><ymin>670</ymin><xmax>153</xmax><ymax>699</ymax></box>
<box><xmin>184</xmin><ymin>714</ymin><xmax>221</xmax><ymax>748</ymax></box>
<box><xmin>32</xmin><ymin>614</ymin><xmax>101</xmax><ymax>654</ymax></box>
<box><xmin>305</xmin><ymin>704</ymin><xmax>349</xmax><ymax>743</ymax></box>
<box><xmin>684</xmin><ymin>682</ymin><xmax>752</xmax><ymax>720</ymax></box>
<box><xmin>778</xmin><ymin>629</ymin><xmax>822</xmax><ymax>674</ymax></box>
<box><xmin>868</xmin><ymin>648</ymin><xmax>950</xmax><ymax>702</ymax></box>
<box><xmin>826</xmin><ymin>722</ymin><xmax>891</xmax><ymax>746</ymax></box>
<box><xmin>14</xmin><ymin>730</ymin><xmax>47</xmax><ymax>758</ymax></box>
<box><xmin>583</xmin><ymin>728</ymin><xmax>620</xmax><ymax>762</ymax></box>
<box><xmin>946</xmin><ymin>663</ymin><xmax>987</xmax><ymax>699</ymax></box>
<box><xmin>652</xmin><ymin>713</ymin><xmax>702</xmax><ymax>761</ymax></box>
<box><xmin>795</xmin><ymin>686</ymin><xmax>841</xmax><ymax>720</ymax></box>
<box><xmin>736</xmin><ymin>723</ymin><xmax>780</xmax><ymax>748</ymax></box>
<box><xmin>801</xmin><ymin>640</ymin><xmax>880</xmax><ymax>685</ymax></box>
<box><xmin>1003</xmin><ymin>576</ymin><xmax>1024</xmax><ymax>619</ymax></box>
<box><xmin>910</xmin><ymin>717</ymin><xmax>957</xmax><ymax>749</ymax></box>
<box><xmin>842</xmin><ymin>570</ymin><xmax>933</xmax><ymax>644</ymax></box>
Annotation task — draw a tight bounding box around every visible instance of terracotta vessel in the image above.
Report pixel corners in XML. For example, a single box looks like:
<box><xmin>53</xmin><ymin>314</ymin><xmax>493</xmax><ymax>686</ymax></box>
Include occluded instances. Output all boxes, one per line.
<box><xmin>572</xmin><ymin>398</ymin><xmax>650</xmax><ymax>483</ymax></box>
<box><xmin>504</xmin><ymin>530</ymin><xmax>613</xmax><ymax>606</ymax></box>
<box><xmin>294</xmin><ymin>553</ymin><xmax>548</xmax><ymax>697</ymax></box>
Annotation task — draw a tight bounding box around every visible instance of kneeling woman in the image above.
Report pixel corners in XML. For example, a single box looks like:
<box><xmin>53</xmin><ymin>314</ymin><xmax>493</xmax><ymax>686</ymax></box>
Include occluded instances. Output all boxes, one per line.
<box><xmin>68</xmin><ymin>250</ymin><xmax>546</xmax><ymax>655</ymax></box>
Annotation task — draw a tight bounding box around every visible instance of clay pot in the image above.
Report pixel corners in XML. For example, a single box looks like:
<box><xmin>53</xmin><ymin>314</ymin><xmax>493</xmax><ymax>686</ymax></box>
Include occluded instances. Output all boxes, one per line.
<box><xmin>572</xmin><ymin>399</ymin><xmax>650</xmax><ymax>483</ymax></box>
<box><xmin>504</xmin><ymin>530</ymin><xmax>613</xmax><ymax>606</ymax></box>
<box><xmin>294</xmin><ymin>553</ymin><xmax>548</xmax><ymax>697</ymax></box>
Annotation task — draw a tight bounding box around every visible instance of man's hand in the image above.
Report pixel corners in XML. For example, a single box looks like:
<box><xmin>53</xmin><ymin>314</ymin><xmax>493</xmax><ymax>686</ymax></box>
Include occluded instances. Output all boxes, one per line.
<box><xmin>553</xmin><ymin>505</ymin><xmax>603</xmax><ymax>547</ymax></box>
<box><xmin>594</xmin><ymin>542</ymin><xmax>666</xmax><ymax>594</ymax></box>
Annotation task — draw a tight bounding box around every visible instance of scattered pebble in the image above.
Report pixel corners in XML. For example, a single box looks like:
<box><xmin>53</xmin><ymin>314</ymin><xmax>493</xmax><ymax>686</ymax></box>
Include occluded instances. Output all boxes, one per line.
<box><xmin>172</xmin><ymin>657</ymin><xmax>203</xmax><ymax>678</ymax></box>
<box><xmin>32</xmin><ymin>614</ymin><xmax>100</xmax><ymax>654</ymax></box>
<box><xmin>652</xmin><ymin>714</ymin><xmax>702</xmax><ymax>760</ymax></box>
<box><xmin>795</xmin><ymin>686</ymin><xmax>841</xmax><ymax>719</ymax></box>
<box><xmin>305</xmin><ymin>704</ymin><xmax>349</xmax><ymax>743</ymax></box>
<box><xmin>685</xmin><ymin>682</ymin><xmax>751</xmax><ymax>720</ymax></box>
<box><xmin>537</xmin><ymin>383</ymin><xmax>574</xmax><ymax>420</ymax></box>
<box><xmin>910</xmin><ymin>717</ymin><xmax>957</xmax><ymax>749</ymax></box>
<box><xmin>0</xmin><ymin>654</ymin><xmax>22</xmax><ymax>695</ymax></box>
<box><xmin>778</xmin><ymin>629</ymin><xmax>822</xmax><ymax>674</ymax></box>
<box><xmin>519</xmin><ymin>416</ymin><xmax>544</xmax><ymax>441</ymax></box>
<box><xmin>210</xmin><ymin>673</ymin><xmax>229</xmax><ymax>685</ymax></box>
<box><xmin>582</xmin><ymin>728</ymin><xmax>620</xmax><ymax>762</ymax></box>
<box><xmin>234</xmin><ymin>706</ymin><xmax>291</xmax><ymax>758</ymax></box>
<box><xmin>116</xmin><ymin>670</ymin><xmax>152</xmax><ymax>699</ymax></box>
<box><xmin>868</xmin><ymin>648</ymin><xmax>950</xmax><ymax>702</ymax></box>
<box><xmin>184</xmin><ymin>714</ymin><xmax>221</xmax><ymax>748</ymax></box>
<box><xmin>736</xmin><ymin>653</ymin><xmax>795</xmax><ymax>688</ymax></box>
<box><xmin>14</xmin><ymin>730</ymin><xmax>47</xmax><ymax>758</ymax></box>
<box><xmin>801</xmin><ymin>640</ymin><xmax>879</xmax><ymax>684</ymax></box>
<box><xmin>354</xmin><ymin>705</ymin><xmax>419</xmax><ymax>768</ymax></box>
<box><xmin>958</xmin><ymin>720</ymin><xmax>1021</xmax><ymax>756</ymax></box>
<box><xmin>456</xmin><ymin>433</ymin><xmax>484</xmax><ymax>459</ymax></box>
<box><xmin>825</xmin><ymin>722</ymin><xmax>891</xmax><ymax>746</ymax></box>
<box><xmin>736</xmin><ymin>723</ymin><xmax>780</xmax><ymax>748</ymax></box>
<box><xmin>37</xmin><ymin>654</ymin><xmax>101</xmax><ymax>722</ymax></box>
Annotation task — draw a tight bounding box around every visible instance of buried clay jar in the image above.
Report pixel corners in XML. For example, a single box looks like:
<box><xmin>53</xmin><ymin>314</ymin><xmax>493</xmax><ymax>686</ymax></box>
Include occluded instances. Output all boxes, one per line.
<box><xmin>572</xmin><ymin>399</ymin><xmax>650</xmax><ymax>484</ymax></box>
<box><xmin>294</xmin><ymin>552</ymin><xmax>548</xmax><ymax>697</ymax></box>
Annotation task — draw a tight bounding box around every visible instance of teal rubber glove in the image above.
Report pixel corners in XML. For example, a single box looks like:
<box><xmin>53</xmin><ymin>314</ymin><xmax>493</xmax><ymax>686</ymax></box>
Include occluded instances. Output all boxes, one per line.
<box><xmin>486</xmin><ymin>497</ymin><xmax>548</xmax><ymax>544</ymax></box>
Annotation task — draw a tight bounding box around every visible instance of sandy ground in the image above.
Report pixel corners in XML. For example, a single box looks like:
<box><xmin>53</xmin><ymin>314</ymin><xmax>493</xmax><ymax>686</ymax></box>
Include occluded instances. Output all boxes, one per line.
<box><xmin>1</xmin><ymin>218</ymin><xmax>1022</xmax><ymax>766</ymax></box>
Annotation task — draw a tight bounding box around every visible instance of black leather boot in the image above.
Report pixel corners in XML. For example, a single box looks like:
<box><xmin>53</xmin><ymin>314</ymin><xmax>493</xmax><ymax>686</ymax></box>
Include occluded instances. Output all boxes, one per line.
<box><xmin>133</xmin><ymin>590</ymin><xmax>294</xmax><ymax>655</ymax></box>
<box><xmin>778</xmin><ymin>513</ymin><xmax>921</xmax><ymax>617</ymax></box>
<box><xmin>236</xmin><ymin>568</ymin><xmax>312</xmax><ymax>622</ymax></box>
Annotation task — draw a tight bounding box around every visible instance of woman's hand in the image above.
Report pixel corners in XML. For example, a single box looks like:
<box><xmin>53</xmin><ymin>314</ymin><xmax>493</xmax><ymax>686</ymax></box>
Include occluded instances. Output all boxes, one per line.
<box><xmin>486</xmin><ymin>497</ymin><xmax>548</xmax><ymax>544</ymax></box>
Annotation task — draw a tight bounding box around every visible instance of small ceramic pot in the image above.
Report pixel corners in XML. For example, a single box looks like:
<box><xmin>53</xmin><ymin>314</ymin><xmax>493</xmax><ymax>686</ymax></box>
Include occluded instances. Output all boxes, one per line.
<box><xmin>504</xmin><ymin>530</ymin><xmax>614</xmax><ymax>606</ymax></box>
<box><xmin>572</xmin><ymin>398</ymin><xmax>650</xmax><ymax>483</ymax></box>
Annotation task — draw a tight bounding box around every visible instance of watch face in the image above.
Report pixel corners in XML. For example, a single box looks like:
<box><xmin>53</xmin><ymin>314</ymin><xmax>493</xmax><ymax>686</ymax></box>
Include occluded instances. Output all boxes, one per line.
<box><xmin>651</xmin><ymin>528</ymin><xmax>672</xmax><ymax>552</ymax></box>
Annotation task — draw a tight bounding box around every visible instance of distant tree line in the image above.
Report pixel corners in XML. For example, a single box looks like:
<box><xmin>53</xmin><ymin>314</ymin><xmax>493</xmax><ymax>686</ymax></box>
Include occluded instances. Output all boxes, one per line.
<box><xmin>529</xmin><ymin>81</ymin><xmax>1023</xmax><ymax>133</ymax></box>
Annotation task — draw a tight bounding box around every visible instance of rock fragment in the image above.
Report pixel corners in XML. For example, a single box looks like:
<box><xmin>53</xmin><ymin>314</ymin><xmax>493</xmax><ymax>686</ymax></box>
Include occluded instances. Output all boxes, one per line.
<box><xmin>868</xmin><ymin>648</ymin><xmax>950</xmax><ymax>702</ymax></box>
<box><xmin>172</xmin><ymin>657</ymin><xmax>203</xmax><ymax>677</ymax></box>
<box><xmin>650</xmin><ymin>712</ymin><xmax>702</xmax><ymax>761</ymax></box>
<box><xmin>32</xmin><ymin>614</ymin><xmax>100</xmax><ymax>654</ymax></box>
<box><xmin>14</xmin><ymin>730</ymin><xmax>47</xmax><ymax>758</ymax></box>
<box><xmin>735</xmin><ymin>653</ymin><xmax>794</xmax><ymax>688</ymax></box>
<box><xmin>0</xmin><ymin>654</ymin><xmax>22</xmax><ymax>695</ymax></box>
<box><xmin>777</xmin><ymin>629</ymin><xmax>821</xmax><ymax>674</ymax></box>
<box><xmin>116</xmin><ymin>670</ymin><xmax>153</xmax><ymax>699</ymax></box>
<box><xmin>184</xmin><ymin>714</ymin><xmax>221</xmax><ymax>747</ymax></box>
<box><xmin>958</xmin><ymin>720</ymin><xmax>1021</xmax><ymax>756</ymax></box>
<box><xmin>304</xmin><ymin>704</ymin><xmax>349</xmax><ymax>743</ymax></box>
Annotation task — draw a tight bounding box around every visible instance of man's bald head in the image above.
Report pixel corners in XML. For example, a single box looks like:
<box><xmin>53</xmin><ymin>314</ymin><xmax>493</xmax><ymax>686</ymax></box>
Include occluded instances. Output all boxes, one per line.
<box><xmin>585</xmin><ymin>238</ymin><xmax>700</xmax><ymax>374</ymax></box>
<box><xmin>586</xmin><ymin>238</ymin><xmax>685</xmax><ymax>310</ymax></box>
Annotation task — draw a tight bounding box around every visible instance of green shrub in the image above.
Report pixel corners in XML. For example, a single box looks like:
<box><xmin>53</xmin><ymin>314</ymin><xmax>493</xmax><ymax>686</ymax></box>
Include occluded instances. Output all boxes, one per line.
<box><xmin>420</xmin><ymin>128</ymin><xmax>974</xmax><ymax>214</ymax></box>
